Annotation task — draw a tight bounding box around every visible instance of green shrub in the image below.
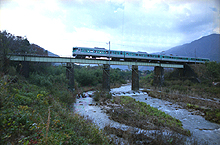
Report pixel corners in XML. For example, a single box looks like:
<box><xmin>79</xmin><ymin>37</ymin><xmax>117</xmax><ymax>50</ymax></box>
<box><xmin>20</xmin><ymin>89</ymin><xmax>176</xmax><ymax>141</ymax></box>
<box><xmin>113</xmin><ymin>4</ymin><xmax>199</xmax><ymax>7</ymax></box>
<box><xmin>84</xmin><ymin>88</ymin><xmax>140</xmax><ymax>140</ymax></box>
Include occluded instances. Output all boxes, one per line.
<box><xmin>93</xmin><ymin>90</ymin><xmax>112</xmax><ymax>102</ymax></box>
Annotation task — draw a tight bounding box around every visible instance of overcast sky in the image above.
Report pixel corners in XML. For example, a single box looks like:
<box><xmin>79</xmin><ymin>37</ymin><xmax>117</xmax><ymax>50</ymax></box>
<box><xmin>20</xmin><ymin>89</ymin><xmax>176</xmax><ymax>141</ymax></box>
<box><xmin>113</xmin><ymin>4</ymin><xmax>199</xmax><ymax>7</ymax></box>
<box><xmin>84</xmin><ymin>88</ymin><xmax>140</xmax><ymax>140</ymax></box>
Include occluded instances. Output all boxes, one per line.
<box><xmin>0</xmin><ymin>0</ymin><xmax>219</xmax><ymax>56</ymax></box>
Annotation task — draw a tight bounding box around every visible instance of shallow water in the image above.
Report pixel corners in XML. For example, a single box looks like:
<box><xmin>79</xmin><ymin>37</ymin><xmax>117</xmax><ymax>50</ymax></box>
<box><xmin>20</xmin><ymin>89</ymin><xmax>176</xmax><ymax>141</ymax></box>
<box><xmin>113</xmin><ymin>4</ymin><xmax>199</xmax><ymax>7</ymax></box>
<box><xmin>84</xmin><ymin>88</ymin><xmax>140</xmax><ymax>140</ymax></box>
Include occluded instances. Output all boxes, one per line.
<box><xmin>74</xmin><ymin>96</ymin><xmax>130</xmax><ymax>130</ymax></box>
<box><xmin>74</xmin><ymin>85</ymin><xmax>220</xmax><ymax>144</ymax></box>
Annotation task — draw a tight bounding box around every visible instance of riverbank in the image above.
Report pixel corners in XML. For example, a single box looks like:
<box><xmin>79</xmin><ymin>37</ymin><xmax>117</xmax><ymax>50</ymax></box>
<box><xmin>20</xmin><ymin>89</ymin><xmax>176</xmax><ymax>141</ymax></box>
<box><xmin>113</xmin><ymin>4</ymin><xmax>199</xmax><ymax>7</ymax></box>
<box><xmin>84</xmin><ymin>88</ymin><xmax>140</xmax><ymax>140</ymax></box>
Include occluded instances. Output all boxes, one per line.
<box><xmin>143</xmin><ymin>87</ymin><xmax>220</xmax><ymax>124</ymax></box>
<box><xmin>74</xmin><ymin>84</ymin><xmax>220</xmax><ymax>144</ymax></box>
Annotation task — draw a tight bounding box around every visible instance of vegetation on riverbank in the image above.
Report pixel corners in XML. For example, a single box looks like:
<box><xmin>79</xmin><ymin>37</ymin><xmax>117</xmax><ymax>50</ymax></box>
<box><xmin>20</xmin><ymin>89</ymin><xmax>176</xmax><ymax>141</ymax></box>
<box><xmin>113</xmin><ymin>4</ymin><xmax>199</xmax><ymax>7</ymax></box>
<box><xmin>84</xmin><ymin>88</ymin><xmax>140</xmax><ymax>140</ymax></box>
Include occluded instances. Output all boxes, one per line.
<box><xmin>0</xmin><ymin>75</ymin><xmax>110</xmax><ymax>144</ymax></box>
<box><xmin>107</xmin><ymin>96</ymin><xmax>190</xmax><ymax>135</ymax></box>
<box><xmin>139</xmin><ymin>62</ymin><xmax>220</xmax><ymax>124</ymax></box>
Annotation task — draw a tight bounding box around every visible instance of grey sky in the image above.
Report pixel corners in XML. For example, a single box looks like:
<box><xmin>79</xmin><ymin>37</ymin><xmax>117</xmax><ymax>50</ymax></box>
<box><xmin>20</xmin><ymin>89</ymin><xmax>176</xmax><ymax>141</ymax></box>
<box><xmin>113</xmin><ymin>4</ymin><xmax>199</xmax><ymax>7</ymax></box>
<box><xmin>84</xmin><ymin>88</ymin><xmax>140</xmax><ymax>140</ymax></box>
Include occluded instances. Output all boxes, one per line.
<box><xmin>0</xmin><ymin>0</ymin><xmax>219</xmax><ymax>56</ymax></box>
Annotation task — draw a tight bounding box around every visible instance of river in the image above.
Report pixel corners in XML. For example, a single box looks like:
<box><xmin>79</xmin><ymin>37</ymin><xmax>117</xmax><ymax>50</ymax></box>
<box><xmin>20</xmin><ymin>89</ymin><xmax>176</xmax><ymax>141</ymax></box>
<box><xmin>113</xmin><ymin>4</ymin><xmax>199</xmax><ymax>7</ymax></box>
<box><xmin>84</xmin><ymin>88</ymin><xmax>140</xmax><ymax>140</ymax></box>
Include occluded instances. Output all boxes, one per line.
<box><xmin>74</xmin><ymin>84</ymin><xmax>220</xmax><ymax>144</ymax></box>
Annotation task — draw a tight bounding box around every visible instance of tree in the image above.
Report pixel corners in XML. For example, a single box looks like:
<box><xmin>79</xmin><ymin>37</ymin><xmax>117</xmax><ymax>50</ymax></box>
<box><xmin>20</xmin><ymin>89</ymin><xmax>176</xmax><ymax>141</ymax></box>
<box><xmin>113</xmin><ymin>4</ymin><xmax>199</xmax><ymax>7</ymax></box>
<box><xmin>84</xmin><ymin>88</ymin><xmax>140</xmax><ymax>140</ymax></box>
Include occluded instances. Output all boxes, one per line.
<box><xmin>0</xmin><ymin>31</ymin><xmax>13</xmax><ymax>74</ymax></box>
<box><xmin>0</xmin><ymin>30</ymin><xmax>32</xmax><ymax>74</ymax></box>
<box><xmin>205</xmin><ymin>62</ymin><xmax>220</xmax><ymax>82</ymax></box>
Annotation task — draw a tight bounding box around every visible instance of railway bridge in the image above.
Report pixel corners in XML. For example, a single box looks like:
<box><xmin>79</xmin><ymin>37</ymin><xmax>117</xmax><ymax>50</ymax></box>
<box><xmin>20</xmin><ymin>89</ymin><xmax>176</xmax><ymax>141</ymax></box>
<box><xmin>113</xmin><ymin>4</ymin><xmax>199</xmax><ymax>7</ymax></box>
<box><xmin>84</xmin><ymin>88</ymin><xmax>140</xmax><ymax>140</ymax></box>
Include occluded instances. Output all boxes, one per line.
<box><xmin>9</xmin><ymin>54</ymin><xmax>204</xmax><ymax>91</ymax></box>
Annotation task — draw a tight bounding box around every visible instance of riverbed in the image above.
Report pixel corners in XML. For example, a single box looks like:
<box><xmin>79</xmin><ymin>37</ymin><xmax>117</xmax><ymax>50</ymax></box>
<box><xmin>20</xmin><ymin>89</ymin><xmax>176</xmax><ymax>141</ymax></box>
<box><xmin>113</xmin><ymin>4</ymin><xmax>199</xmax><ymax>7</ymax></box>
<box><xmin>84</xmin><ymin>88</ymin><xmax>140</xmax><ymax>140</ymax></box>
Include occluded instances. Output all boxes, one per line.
<box><xmin>74</xmin><ymin>84</ymin><xmax>220</xmax><ymax>144</ymax></box>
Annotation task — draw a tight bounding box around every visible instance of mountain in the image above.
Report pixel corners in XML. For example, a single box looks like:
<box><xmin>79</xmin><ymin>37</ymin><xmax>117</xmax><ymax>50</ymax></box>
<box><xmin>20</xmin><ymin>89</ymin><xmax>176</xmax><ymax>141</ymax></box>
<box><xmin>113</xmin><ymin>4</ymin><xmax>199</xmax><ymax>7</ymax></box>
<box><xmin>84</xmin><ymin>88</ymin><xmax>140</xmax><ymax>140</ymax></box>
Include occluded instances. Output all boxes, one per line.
<box><xmin>31</xmin><ymin>43</ymin><xmax>59</xmax><ymax>57</ymax></box>
<box><xmin>47</xmin><ymin>51</ymin><xmax>59</xmax><ymax>57</ymax></box>
<box><xmin>162</xmin><ymin>34</ymin><xmax>220</xmax><ymax>62</ymax></box>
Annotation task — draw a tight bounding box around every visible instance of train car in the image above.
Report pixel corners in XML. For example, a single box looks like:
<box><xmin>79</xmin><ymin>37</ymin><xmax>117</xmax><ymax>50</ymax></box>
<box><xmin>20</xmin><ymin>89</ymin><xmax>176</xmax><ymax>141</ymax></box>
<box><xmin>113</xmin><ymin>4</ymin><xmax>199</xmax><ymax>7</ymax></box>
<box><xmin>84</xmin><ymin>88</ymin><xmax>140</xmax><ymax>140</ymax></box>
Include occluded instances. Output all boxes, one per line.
<box><xmin>72</xmin><ymin>47</ymin><xmax>210</xmax><ymax>63</ymax></box>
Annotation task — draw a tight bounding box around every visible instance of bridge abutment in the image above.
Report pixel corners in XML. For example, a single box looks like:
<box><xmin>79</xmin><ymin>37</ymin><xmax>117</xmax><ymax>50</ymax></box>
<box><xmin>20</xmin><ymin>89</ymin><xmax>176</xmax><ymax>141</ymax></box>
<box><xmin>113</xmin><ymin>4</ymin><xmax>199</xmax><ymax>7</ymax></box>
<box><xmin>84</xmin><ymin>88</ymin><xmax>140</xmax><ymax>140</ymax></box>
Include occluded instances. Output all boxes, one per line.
<box><xmin>180</xmin><ymin>64</ymin><xmax>200</xmax><ymax>83</ymax></box>
<box><xmin>132</xmin><ymin>65</ymin><xmax>139</xmax><ymax>91</ymax></box>
<box><xmin>102</xmin><ymin>64</ymin><xmax>110</xmax><ymax>91</ymax></box>
<box><xmin>66</xmin><ymin>63</ymin><xmax>74</xmax><ymax>90</ymax></box>
<box><xmin>153</xmin><ymin>66</ymin><xmax>164</xmax><ymax>86</ymax></box>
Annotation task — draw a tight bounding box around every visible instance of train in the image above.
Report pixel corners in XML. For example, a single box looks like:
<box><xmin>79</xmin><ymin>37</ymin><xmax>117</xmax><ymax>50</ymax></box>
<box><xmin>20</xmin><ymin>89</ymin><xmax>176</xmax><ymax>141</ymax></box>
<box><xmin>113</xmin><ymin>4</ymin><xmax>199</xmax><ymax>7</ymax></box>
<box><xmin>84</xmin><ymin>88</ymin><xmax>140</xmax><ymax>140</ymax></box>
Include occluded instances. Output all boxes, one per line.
<box><xmin>72</xmin><ymin>47</ymin><xmax>210</xmax><ymax>63</ymax></box>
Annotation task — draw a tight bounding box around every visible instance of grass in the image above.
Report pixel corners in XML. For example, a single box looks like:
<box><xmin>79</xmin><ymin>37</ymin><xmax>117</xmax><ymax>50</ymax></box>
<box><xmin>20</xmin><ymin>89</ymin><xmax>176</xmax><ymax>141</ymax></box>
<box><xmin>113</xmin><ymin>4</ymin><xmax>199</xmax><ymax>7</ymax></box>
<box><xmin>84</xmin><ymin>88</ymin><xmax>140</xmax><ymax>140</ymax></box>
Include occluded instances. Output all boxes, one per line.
<box><xmin>105</xmin><ymin>96</ymin><xmax>191</xmax><ymax>136</ymax></box>
<box><xmin>0</xmin><ymin>75</ymin><xmax>110</xmax><ymax>144</ymax></box>
<box><xmin>163</xmin><ymin>80</ymin><xmax>220</xmax><ymax>99</ymax></box>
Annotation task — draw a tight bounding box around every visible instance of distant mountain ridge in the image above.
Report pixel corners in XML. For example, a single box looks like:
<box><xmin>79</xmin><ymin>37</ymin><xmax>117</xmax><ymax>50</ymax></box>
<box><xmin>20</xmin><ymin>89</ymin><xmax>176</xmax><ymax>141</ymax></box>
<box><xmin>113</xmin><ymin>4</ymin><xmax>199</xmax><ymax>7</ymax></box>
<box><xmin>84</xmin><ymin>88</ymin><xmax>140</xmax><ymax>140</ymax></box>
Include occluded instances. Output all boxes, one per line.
<box><xmin>31</xmin><ymin>43</ymin><xmax>59</xmax><ymax>57</ymax></box>
<box><xmin>162</xmin><ymin>34</ymin><xmax>220</xmax><ymax>62</ymax></box>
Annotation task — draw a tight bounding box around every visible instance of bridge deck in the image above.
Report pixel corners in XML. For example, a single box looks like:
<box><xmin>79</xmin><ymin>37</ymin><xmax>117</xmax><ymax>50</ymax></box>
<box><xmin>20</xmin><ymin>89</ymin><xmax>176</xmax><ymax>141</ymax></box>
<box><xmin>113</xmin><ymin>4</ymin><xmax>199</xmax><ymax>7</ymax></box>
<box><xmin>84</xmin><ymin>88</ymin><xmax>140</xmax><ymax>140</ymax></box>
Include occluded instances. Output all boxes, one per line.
<box><xmin>9</xmin><ymin>55</ymin><xmax>184</xmax><ymax>68</ymax></box>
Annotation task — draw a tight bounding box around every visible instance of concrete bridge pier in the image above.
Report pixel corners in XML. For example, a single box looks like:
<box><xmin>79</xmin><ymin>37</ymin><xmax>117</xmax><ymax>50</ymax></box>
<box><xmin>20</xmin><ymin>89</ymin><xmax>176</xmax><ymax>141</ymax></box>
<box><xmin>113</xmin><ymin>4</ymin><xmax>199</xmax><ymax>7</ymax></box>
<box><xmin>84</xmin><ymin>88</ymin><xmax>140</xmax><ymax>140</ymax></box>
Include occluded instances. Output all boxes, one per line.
<box><xmin>21</xmin><ymin>61</ymin><xmax>30</xmax><ymax>78</ymax></box>
<box><xmin>66</xmin><ymin>63</ymin><xmax>74</xmax><ymax>90</ymax></box>
<box><xmin>153</xmin><ymin>66</ymin><xmax>164</xmax><ymax>86</ymax></box>
<box><xmin>132</xmin><ymin>65</ymin><xmax>139</xmax><ymax>91</ymax></box>
<box><xmin>102</xmin><ymin>64</ymin><xmax>110</xmax><ymax>91</ymax></box>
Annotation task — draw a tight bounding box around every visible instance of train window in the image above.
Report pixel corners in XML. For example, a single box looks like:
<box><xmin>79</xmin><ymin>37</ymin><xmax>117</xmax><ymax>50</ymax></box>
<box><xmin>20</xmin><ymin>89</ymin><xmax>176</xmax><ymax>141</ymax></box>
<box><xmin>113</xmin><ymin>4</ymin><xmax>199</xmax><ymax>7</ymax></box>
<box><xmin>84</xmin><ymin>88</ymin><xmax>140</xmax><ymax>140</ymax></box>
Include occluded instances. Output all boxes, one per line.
<box><xmin>73</xmin><ymin>48</ymin><xmax>77</xmax><ymax>52</ymax></box>
<box><xmin>120</xmin><ymin>51</ymin><xmax>123</xmax><ymax>55</ymax></box>
<box><xmin>136</xmin><ymin>54</ymin><xmax>138</xmax><ymax>56</ymax></box>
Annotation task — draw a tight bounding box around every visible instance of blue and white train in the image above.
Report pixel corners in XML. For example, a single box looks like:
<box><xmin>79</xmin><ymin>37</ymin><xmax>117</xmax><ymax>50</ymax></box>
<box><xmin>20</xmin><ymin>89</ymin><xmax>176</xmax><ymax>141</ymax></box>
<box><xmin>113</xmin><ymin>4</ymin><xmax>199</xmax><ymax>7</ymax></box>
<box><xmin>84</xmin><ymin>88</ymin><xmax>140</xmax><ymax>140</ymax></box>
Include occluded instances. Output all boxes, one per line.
<box><xmin>72</xmin><ymin>47</ymin><xmax>210</xmax><ymax>63</ymax></box>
